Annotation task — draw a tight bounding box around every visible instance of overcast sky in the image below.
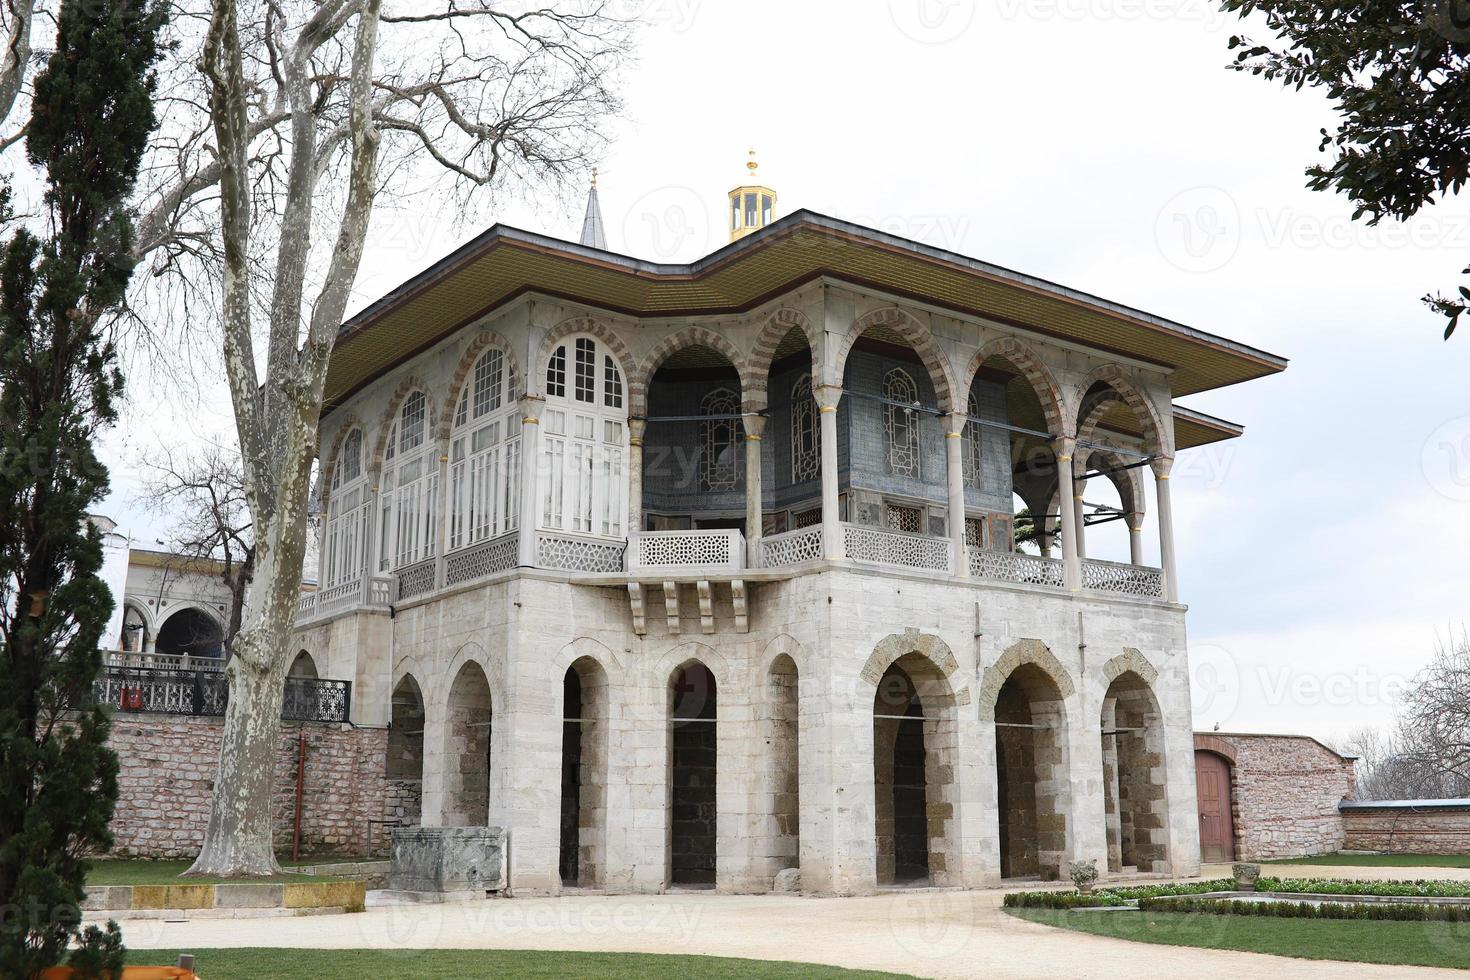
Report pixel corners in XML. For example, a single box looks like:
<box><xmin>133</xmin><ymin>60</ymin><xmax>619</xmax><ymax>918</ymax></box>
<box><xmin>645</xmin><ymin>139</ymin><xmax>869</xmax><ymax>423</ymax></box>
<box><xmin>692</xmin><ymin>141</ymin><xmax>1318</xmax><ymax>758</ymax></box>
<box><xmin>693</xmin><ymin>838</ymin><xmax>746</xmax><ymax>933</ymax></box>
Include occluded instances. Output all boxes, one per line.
<box><xmin>99</xmin><ymin>0</ymin><xmax>1470</xmax><ymax>744</ymax></box>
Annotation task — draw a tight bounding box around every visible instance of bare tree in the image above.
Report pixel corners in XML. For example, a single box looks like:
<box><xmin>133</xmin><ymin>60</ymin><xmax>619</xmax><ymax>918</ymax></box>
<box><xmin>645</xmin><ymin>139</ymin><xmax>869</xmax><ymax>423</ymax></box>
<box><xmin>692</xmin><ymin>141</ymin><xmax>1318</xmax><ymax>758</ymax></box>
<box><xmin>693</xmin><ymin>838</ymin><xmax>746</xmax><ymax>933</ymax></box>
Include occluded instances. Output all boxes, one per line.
<box><xmin>0</xmin><ymin>0</ymin><xmax>41</xmax><ymax>148</ymax></box>
<box><xmin>137</xmin><ymin>444</ymin><xmax>254</xmax><ymax>650</ymax></box>
<box><xmin>178</xmin><ymin>0</ymin><xmax>630</xmax><ymax>876</ymax></box>
<box><xmin>1388</xmin><ymin>633</ymin><xmax>1470</xmax><ymax>800</ymax></box>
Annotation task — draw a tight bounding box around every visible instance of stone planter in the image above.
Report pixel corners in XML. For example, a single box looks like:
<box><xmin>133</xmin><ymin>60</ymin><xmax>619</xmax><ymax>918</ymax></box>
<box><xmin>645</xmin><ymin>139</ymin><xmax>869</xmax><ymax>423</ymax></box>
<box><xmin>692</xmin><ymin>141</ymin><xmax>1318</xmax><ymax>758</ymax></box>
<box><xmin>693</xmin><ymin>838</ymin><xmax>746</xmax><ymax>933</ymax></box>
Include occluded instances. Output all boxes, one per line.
<box><xmin>1232</xmin><ymin>862</ymin><xmax>1261</xmax><ymax>892</ymax></box>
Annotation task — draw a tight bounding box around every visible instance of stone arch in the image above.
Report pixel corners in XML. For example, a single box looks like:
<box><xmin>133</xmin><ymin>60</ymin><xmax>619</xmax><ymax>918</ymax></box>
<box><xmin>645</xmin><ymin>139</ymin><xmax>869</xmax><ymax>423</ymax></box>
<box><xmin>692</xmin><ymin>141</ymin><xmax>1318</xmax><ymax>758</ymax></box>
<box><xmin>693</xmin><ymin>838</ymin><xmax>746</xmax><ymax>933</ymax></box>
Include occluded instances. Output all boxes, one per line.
<box><xmin>964</xmin><ymin>337</ymin><xmax>1068</xmax><ymax>438</ymax></box>
<box><xmin>368</xmin><ymin>376</ymin><xmax>435</xmax><ymax>481</ymax></box>
<box><xmin>442</xmin><ymin>657</ymin><xmax>494</xmax><ymax>828</ymax></box>
<box><xmin>155</xmin><ymin>603</ymin><xmax>225</xmax><ymax>659</ymax></box>
<box><xmin>388</xmin><ymin>670</ymin><xmax>428</xmax><ymax>830</ymax></box>
<box><xmin>551</xmin><ymin>636</ymin><xmax>622</xmax><ymax>683</ymax></box>
<box><xmin>119</xmin><ymin>598</ymin><xmax>154</xmax><ymax>652</ymax></box>
<box><xmin>978</xmin><ymin>639</ymin><xmax>1076</xmax><ymax>722</ymax></box>
<box><xmin>559</xmin><ymin>645</ymin><xmax>612</xmax><ymax>888</ymax></box>
<box><xmin>434</xmin><ymin>328</ymin><xmax>526</xmax><ymax>442</ymax></box>
<box><xmin>1193</xmin><ymin>734</ymin><xmax>1239</xmax><ymax>767</ymax></box>
<box><xmin>835</xmin><ymin>307</ymin><xmax>958</xmax><ymax>414</ymax></box>
<box><xmin>655</xmin><ymin>639</ymin><xmax>734</xmax><ymax>695</ymax></box>
<box><xmin>859</xmin><ymin>628</ymin><xmax>969</xmax><ymax>707</ymax></box>
<box><xmin>668</xmin><ymin>651</ymin><xmax>721</xmax><ymax>887</ymax></box>
<box><xmin>758</xmin><ymin>633</ymin><xmax>809</xmax><ymax>681</ymax></box>
<box><xmin>287</xmin><ymin>650</ymin><xmax>319</xmax><ymax>678</ymax></box>
<box><xmin>537</xmin><ymin>315</ymin><xmax>638</xmax><ymax>406</ymax></box>
<box><xmin>1075</xmin><ymin>364</ymin><xmax>1170</xmax><ymax>456</ymax></box>
<box><xmin>636</xmin><ymin>325</ymin><xmax>752</xmax><ymax>414</ymax></box>
<box><xmin>319</xmin><ymin>412</ymin><xmax>367</xmax><ymax>499</ymax></box>
<box><xmin>1102</xmin><ymin>647</ymin><xmax>1159</xmax><ymax>688</ymax></box>
<box><xmin>747</xmin><ymin>307</ymin><xmax>824</xmax><ymax>397</ymax></box>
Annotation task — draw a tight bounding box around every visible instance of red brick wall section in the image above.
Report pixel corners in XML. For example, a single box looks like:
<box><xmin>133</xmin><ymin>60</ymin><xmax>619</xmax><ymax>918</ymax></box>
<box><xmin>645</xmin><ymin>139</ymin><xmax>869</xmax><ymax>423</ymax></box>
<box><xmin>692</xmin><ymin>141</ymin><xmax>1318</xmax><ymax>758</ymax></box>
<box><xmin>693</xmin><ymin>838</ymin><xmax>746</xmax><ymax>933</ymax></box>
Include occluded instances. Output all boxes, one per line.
<box><xmin>108</xmin><ymin>715</ymin><xmax>388</xmax><ymax>859</ymax></box>
<box><xmin>1195</xmin><ymin>733</ymin><xmax>1357</xmax><ymax>861</ymax></box>
<box><xmin>1342</xmin><ymin>808</ymin><xmax>1470</xmax><ymax>853</ymax></box>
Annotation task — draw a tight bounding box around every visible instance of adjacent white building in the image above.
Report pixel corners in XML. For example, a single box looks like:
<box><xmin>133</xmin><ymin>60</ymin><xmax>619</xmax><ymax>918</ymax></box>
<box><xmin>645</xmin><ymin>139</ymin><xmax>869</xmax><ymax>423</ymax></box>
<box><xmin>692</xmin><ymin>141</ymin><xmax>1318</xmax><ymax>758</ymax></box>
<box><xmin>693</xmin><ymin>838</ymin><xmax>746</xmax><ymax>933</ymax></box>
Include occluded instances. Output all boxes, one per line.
<box><xmin>291</xmin><ymin>166</ymin><xmax>1286</xmax><ymax>895</ymax></box>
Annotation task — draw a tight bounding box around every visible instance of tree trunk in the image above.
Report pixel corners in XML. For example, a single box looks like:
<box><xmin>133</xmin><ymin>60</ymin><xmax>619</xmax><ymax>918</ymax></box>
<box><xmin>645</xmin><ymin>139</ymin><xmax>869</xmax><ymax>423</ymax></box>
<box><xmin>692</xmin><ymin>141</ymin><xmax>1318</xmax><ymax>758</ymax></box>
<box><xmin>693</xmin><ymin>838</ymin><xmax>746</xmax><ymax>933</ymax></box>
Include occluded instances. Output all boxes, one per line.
<box><xmin>187</xmin><ymin>473</ymin><xmax>311</xmax><ymax>876</ymax></box>
<box><xmin>187</xmin><ymin>635</ymin><xmax>286</xmax><ymax>876</ymax></box>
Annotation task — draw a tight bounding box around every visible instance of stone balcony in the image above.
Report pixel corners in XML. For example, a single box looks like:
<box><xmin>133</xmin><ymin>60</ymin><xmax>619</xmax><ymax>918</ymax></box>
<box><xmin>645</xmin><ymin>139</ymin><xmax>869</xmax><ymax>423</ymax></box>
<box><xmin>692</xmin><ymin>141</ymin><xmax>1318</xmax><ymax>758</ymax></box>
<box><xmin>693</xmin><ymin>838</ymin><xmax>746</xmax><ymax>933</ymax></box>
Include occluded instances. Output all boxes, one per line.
<box><xmin>296</xmin><ymin>524</ymin><xmax>1167</xmax><ymax>632</ymax></box>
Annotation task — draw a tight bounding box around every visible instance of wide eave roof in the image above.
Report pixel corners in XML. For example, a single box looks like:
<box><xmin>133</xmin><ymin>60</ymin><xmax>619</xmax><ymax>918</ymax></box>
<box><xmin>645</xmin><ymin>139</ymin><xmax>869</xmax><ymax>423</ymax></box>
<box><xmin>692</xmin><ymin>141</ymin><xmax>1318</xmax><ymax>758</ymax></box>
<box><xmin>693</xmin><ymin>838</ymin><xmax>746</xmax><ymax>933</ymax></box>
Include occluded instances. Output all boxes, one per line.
<box><xmin>327</xmin><ymin>210</ymin><xmax>1286</xmax><ymax>450</ymax></box>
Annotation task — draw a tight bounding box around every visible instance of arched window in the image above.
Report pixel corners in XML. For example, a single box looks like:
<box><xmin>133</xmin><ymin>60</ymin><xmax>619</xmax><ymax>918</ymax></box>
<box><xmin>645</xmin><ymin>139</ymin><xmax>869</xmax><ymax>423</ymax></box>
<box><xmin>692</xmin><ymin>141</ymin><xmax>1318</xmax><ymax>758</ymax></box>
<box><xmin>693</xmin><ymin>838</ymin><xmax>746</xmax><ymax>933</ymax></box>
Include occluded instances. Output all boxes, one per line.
<box><xmin>883</xmin><ymin>368</ymin><xmax>920</xmax><ymax>478</ymax></box>
<box><xmin>325</xmin><ymin>427</ymin><xmax>369</xmax><ymax>587</ymax></box>
<box><xmin>791</xmin><ymin>374</ymin><xmax>819</xmax><ymax>483</ymax></box>
<box><xmin>963</xmin><ymin>391</ymin><xmax>981</xmax><ymax>489</ymax></box>
<box><xmin>699</xmin><ymin>387</ymin><xmax>742</xmax><ymax>492</ymax></box>
<box><xmin>449</xmin><ymin>349</ymin><xmax>520</xmax><ymax>550</ymax></box>
<box><xmin>379</xmin><ymin>391</ymin><xmax>438</xmax><ymax>570</ymax></box>
<box><xmin>541</xmin><ymin>336</ymin><xmax>627</xmax><ymax>538</ymax></box>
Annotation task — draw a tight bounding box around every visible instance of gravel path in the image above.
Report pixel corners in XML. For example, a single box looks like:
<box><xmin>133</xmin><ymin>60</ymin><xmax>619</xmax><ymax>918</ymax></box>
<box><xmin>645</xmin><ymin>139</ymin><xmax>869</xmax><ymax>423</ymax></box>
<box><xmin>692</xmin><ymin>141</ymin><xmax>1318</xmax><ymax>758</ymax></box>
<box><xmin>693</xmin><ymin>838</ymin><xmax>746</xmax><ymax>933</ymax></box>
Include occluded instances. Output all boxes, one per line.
<box><xmin>111</xmin><ymin>866</ymin><xmax>1468</xmax><ymax>979</ymax></box>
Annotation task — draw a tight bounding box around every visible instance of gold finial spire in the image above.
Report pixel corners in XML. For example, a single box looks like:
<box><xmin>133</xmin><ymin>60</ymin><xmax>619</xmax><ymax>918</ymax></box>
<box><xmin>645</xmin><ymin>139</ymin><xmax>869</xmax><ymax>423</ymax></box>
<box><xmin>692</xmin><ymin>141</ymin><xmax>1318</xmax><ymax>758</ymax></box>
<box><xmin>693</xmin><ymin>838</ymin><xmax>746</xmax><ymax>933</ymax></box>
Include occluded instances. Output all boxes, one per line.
<box><xmin>746</xmin><ymin>148</ymin><xmax>758</xmax><ymax>177</ymax></box>
<box><xmin>591</xmin><ymin>166</ymin><xmax>598</xmax><ymax>189</ymax></box>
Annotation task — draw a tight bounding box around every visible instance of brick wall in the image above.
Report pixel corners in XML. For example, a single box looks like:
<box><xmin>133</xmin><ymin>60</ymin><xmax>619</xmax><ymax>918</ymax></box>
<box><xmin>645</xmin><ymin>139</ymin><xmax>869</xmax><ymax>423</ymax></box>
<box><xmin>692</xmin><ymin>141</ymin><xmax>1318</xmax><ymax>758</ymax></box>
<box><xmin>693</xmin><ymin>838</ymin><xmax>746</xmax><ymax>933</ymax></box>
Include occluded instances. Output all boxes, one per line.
<box><xmin>1194</xmin><ymin>732</ymin><xmax>1356</xmax><ymax>861</ymax></box>
<box><xmin>1342</xmin><ymin>805</ymin><xmax>1470</xmax><ymax>853</ymax></box>
<box><xmin>108</xmin><ymin>715</ymin><xmax>388</xmax><ymax>859</ymax></box>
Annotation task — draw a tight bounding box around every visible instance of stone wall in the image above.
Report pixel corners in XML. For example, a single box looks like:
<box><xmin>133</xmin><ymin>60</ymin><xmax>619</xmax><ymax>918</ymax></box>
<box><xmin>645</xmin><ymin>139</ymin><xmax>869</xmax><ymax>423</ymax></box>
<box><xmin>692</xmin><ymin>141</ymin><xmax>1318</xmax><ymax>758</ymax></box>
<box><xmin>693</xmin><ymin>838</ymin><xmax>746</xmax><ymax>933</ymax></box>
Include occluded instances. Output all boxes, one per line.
<box><xmin>1342</xmin><ymin>804</ymin><xmax>1470</xmax><ymax>853</ymax></box>
<box><xmin>1194</xmin><ymin>733</ymin><xmax>1356</xmax><ymax>861</ymax></box>
<box><xmin>108</xmin><ymin>714</ymin><xmax>388</xmax><ymax>859</ymax></box>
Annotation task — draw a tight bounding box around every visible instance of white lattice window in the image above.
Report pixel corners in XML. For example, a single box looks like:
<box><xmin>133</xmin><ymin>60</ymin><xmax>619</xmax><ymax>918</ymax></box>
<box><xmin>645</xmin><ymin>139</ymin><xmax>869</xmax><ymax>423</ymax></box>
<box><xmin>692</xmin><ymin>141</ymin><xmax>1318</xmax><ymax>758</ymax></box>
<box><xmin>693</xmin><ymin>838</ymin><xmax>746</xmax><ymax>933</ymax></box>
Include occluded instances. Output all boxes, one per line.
<box><xmin>541</xmin><ymin>336</ymin><xmax>627</xmax><ymax>538</ymax></box>
<box><xmin>449</xmin><ymin>349</ymin><xmax>520</xmax><ymax>551</ymax></box>
<box><xmin>963</xmin><ymin>391</ymin><xmax>982</xmax><ymax>489</ymax></box>
<box><xmin>885</xmin><ymin>503</ymin><xmax>922</xmax><ymax>534</ymax></box>
<box><xmin>324</xmin><ymin>428</ymin><xmax>369</xmax><ymax>588</ymax></box>
<box><xmin>378</xmin><ymin>391</ymin><xmax>438</xmax><ymax>571</ymax></box>
<box><xmin>700</xmin><ymin>387</ymin><xmax>742</xmax><ymax>492</ymax></box>
<box><xmin>791</xmin><ymin>374</ymin><xmax>819</xmax><ymax>483</ymax></box>
<box><xmin>884</xmin><ymin>368</ymin><xmax>920</xmax><ymax>478</ymax></box>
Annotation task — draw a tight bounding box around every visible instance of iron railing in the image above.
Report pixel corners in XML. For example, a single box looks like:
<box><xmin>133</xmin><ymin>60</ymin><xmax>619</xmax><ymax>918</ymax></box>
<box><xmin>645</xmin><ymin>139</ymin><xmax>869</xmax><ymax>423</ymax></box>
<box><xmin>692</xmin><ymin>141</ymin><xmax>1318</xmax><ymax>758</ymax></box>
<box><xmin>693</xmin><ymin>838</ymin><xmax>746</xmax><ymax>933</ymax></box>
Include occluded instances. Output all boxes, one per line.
<box><xmin>91</xmin><ymin>665</ymin><xmax>351</xmax><ymax>723</ymax></box>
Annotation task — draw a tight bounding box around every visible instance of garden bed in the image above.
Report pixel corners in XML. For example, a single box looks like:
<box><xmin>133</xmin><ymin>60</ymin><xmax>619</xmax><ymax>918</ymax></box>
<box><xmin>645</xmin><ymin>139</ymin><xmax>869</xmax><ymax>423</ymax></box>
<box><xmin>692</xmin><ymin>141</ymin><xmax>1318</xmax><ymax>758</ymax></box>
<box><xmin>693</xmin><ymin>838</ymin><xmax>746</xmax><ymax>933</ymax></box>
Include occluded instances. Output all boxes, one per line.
<box><xmin>82</xmin><ymin>880</ymin><xmax>366</xmax><ymax>918</ymax></box>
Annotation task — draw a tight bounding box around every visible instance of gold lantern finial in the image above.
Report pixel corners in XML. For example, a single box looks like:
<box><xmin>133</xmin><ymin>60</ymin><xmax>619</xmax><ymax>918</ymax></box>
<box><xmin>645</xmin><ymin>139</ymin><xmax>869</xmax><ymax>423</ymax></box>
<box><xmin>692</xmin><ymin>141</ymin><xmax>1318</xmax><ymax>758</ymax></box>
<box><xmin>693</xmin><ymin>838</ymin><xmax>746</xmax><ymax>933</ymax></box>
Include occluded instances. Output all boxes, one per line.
<box><xmin>729</xmin><ymin>148</ymin><xmax>775</xmax><ymax>243</ymax></box>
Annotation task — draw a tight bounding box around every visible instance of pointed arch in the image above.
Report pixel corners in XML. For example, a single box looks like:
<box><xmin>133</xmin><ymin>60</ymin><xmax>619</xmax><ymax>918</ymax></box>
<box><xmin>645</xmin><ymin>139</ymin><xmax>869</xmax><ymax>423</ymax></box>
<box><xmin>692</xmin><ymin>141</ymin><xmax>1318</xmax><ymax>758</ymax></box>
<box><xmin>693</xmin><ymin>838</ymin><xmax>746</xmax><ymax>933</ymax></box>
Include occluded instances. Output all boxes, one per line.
<box><xmin>636</xmin><ymin>325</ymin><xmax>751</xmax><ymax>415</ymax></box>
<box><xmin>978</xmin><ymin>639</ymin><xmax>1076</xmax><ymax>721</ymax></box>
<box><xmin>859</xmin><ymin>628</ymin><xmax>969</xmax><ymax>707</ymax></box>
<box><xmin>835</xmin><ymin>307</ymin><xmax>957</xmax><ymax>414</ymax></box>
<box><xmin>748</xmin><ymin>307</ymin><xmax>823</xmax><ymax>395</ymax></box>
<box><xmin>1102</xmin><ymin>647</ymin><xmax>1160</xmax><ymax>688</ymax></box>
<box><xmin>538</xmin><ymin>316</ymin><xmax>637</xmax><ymax>405</ymax></box>
<box><xmin>320</xmin><ymin>412</ymin><xmax>367</xmax><ymax>497</ymax></box>
<box><xmin>435</xmin><ymin>328</ymin><xmax>525</xmax><ymax>442</ymax></box>
<box><xmin>368</xmin><ymin>376</ymin><xmax>434</xmax><ymax>479</ymax></box>
<box><xmin>1075</xmin><ymin>364</ymin><xmax>1170</xmax><ymax>456</ymax></box>
<box><xmin>965</xmin><ymin>337</ymin><xmax>1068</xmax><ymax>438</ymax></box>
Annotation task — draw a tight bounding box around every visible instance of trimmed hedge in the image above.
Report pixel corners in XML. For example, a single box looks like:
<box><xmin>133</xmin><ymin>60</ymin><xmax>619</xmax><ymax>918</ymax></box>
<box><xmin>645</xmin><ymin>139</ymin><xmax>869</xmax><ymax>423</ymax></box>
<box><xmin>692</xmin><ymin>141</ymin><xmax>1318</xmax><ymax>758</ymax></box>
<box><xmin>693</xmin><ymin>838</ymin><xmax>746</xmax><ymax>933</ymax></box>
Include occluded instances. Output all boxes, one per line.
<box><xmin>1002</xmin><ymin>880</ymin><xmax>1235</xmax><ymax>910</ymax></box>
<box><xmin>1259</xmin><ymin>877</ymin><xmax>1470</xmax><ymax>899</ymax></box>
<box><xmin>1141</xmin><ymin>896</ymin><xmax>1470</xmax><ymax>923</ymax></box>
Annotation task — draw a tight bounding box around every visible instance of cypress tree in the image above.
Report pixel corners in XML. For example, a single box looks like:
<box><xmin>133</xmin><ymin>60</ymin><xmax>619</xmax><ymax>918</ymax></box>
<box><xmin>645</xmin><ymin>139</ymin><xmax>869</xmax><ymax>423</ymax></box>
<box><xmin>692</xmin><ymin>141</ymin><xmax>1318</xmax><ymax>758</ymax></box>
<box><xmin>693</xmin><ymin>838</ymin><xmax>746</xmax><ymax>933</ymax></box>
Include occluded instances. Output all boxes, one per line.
<box><xmin>0</xmin><ymin>0</ymin><xmax>164</xmax><ymax>974</ymax></box>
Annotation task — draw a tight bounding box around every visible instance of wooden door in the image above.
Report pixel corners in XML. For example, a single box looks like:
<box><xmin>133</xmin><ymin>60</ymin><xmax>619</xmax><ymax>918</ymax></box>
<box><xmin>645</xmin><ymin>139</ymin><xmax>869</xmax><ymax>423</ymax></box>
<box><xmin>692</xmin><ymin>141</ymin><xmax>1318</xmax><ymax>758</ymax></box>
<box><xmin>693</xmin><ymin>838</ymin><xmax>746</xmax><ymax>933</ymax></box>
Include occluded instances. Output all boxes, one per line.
<box><xmin>1195</xmin><ymin>750</ymin><xmax>1235</xmax><ymax>863</ymax></box>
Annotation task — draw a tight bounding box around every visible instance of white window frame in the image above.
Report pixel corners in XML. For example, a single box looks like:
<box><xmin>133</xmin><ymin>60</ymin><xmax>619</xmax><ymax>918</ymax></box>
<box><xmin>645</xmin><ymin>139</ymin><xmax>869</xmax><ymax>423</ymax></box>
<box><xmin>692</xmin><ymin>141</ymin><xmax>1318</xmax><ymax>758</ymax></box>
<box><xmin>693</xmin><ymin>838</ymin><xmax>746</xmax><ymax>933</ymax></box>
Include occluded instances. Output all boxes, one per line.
<box><xmin>324</xmin><ymin>428</ymin><xmax>370</xmax><ymax>588</ymax></box>
<box><xmin>539</xmin><ymin>335</ymin><xmax>627</xmax><ymax>539</ymax></box>
<box><xmin>378</xmin><ymin>390</ymin><xmax>438</xmax><ymax>571</ymax></box>
<box><xmin>449</xmin><ymin>349</ymin><xmax>520</xmax><ymax>551</ymax></box>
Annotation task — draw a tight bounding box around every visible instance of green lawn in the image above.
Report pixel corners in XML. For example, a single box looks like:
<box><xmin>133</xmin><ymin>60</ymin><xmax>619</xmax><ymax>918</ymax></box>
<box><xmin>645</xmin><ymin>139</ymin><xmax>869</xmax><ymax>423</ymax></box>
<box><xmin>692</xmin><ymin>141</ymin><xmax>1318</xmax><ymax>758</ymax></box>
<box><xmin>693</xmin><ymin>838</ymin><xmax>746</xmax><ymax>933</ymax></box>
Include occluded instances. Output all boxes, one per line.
<box><xmin>1264</xmin><ymin>852</ymin><xmax>1470</xmax><ymax>869</ymax></box>
<box><xmin>1007</xmin><ymin>908</ymin><xmax>1470</xmax><ymax>970</ymax></box>
<box><xmin>129</xmin><ymin>949</ymin><xmax>914</xmax><ymax>979</ymax></box>
<box><xmin>87</xmin><ymin>859</ymin><xmax>348</xmax><ymax>886</ymax></box>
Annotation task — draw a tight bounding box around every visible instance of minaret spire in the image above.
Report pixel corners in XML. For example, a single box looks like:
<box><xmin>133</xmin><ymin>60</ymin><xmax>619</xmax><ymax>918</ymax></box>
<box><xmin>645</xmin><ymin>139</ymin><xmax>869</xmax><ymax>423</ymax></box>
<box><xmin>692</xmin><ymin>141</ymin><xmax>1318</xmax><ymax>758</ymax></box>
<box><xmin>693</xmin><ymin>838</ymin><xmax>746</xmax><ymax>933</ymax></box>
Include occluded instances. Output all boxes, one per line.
<box><xmin>579</xmin><ymin>167</ymin><xmax>607</xmax><ymax>250</ymax></box>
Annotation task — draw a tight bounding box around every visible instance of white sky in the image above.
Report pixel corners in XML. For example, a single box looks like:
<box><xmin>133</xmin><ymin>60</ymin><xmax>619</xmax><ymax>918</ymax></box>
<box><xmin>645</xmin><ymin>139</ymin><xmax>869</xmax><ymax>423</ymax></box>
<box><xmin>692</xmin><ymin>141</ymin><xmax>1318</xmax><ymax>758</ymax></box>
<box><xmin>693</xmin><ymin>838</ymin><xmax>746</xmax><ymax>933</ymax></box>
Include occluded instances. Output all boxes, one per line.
<box><xmin>98</xmin><ymin>0</ymin><xmax>1470</xmax><ymax>744</ymax></box>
